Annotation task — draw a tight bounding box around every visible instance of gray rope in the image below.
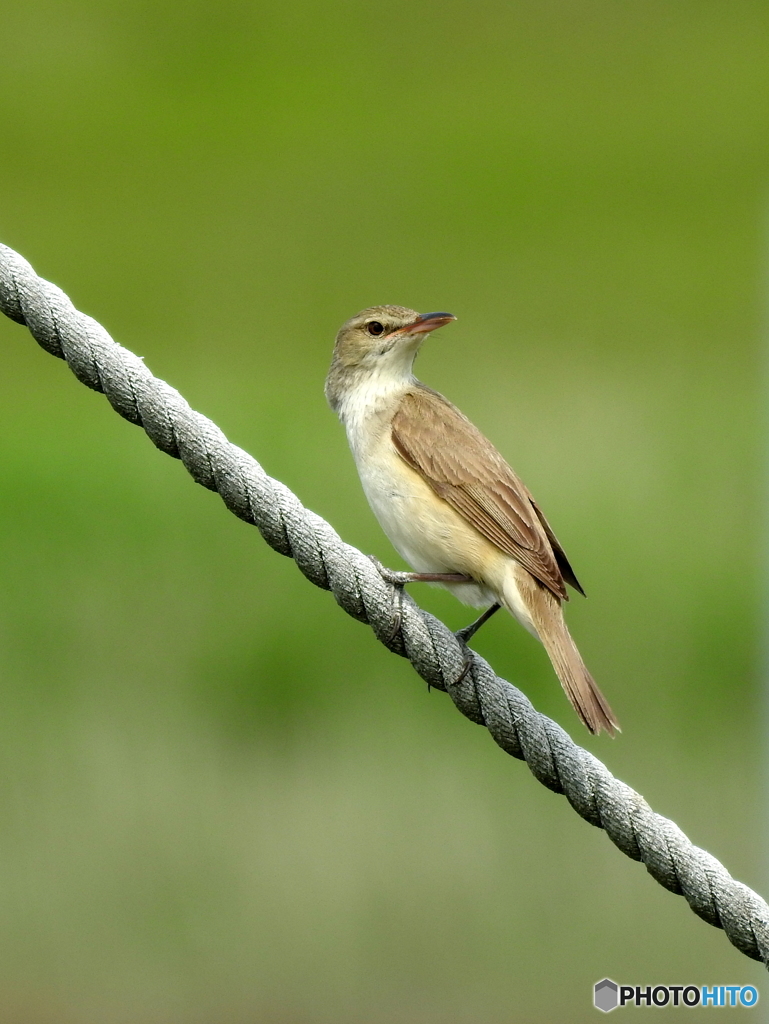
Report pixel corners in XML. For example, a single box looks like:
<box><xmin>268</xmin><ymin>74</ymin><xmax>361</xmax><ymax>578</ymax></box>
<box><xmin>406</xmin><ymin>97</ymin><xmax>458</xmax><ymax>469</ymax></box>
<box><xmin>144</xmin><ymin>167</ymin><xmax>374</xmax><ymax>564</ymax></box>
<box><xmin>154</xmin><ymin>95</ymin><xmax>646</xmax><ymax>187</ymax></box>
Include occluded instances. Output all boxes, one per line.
<box><xmin>1</xmin><ymin>241</ymin><xmax>767</xmax><ymax>966</ymax></box>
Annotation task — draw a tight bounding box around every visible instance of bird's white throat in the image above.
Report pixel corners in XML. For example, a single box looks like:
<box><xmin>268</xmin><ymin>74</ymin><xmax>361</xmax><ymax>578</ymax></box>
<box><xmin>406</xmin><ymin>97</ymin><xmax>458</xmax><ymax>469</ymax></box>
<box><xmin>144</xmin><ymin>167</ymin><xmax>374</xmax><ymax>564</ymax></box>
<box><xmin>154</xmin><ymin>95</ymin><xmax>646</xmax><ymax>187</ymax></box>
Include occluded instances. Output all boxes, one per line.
<box><xmin>336</xmin><ymin>364</ymin><xmax>414</xmax><ymax>460</ymax></box>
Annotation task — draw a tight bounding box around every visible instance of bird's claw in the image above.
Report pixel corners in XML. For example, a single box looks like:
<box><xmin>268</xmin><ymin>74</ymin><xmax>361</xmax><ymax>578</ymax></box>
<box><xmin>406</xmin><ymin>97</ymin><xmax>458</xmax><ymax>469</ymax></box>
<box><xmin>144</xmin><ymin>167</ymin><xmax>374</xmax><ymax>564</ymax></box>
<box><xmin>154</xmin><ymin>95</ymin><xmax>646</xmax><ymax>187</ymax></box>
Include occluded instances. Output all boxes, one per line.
<box><xmin>368</xmin><ymin>556</ymin><xmax>407</xmax><ymax>643</ymax></box>
<box><xmin>450</xmin><ymin>647</ymin><xmax>475</xmax><ymax>687</ymax></box>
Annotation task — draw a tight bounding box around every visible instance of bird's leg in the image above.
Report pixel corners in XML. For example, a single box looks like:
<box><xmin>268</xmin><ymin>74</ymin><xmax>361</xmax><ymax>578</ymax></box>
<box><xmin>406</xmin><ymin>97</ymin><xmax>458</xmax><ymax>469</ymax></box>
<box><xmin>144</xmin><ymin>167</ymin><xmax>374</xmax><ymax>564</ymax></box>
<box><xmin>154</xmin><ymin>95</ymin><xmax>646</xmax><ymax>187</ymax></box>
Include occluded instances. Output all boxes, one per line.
<box><xmin>371</xmin><ymin>559</ymin><xmax>475</xmax><ymax>588</ymax></box>
<box><xmin>368</xmin><ymin>557</ymin><xmax>474</xmax><ymax>644</ymax></box>
<box><xmin>451</xmin><ymin>603</ymin><xmax>502</xmax><ymax>686</ymax></box>
<box><xmin>454</xmin><ymin>603</ymin><xmax>501</xmax><ymax>644</ymax></box>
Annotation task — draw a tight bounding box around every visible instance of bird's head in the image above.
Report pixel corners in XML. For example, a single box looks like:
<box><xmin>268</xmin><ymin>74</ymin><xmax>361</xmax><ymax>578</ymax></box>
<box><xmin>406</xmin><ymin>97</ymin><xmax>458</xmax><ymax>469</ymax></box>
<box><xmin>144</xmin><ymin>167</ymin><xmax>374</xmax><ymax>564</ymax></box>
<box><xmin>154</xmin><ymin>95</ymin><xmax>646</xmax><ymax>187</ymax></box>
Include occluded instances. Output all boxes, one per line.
<box><xmin>325</xmin><ymin>305</ymin><xmax>456</xmax><ymax>411</ymax></box>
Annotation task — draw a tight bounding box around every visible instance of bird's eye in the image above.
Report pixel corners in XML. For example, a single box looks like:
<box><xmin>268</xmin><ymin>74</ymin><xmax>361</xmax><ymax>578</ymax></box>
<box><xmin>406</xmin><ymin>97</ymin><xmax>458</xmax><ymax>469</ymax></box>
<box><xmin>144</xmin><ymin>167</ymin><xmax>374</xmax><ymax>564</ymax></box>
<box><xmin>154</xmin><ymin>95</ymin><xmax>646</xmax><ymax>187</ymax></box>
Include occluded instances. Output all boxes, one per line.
<box><xmin>366</xmin><ymin>321</ymin><xmax>385</xmax><ymax>337</ymax></box>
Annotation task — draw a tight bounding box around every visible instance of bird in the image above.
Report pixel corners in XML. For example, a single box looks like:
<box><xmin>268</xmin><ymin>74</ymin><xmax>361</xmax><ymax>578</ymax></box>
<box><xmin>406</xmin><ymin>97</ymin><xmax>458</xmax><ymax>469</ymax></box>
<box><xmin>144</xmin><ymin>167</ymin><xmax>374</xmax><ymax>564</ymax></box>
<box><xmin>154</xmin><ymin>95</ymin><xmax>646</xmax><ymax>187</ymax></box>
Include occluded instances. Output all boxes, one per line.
<box><xmin>325</xmin><ymin>305</ymin><xmax>619</xmax><ymax>736</ymax></box>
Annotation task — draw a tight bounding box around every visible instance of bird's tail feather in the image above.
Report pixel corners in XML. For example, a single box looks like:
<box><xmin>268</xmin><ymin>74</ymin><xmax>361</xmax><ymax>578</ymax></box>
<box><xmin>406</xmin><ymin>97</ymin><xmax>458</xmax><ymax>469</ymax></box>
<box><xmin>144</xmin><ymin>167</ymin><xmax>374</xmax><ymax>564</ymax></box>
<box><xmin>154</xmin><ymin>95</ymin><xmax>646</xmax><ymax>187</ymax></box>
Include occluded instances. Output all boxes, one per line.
<box><xmin>504</xmin><ymin>568</ymin><xmax>620</xmax><ymax>736</ymax></box>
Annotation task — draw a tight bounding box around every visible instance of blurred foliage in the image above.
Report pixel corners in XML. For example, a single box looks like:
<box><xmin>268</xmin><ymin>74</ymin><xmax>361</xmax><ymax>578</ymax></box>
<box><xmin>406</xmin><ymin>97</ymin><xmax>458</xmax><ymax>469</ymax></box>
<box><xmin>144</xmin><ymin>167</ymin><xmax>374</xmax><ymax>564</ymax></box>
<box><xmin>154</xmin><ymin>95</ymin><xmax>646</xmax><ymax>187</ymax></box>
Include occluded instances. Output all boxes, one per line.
<box><xmin>0</xmin><ymin>0</ymin><xmax>767</xmax><ymax>1020</ymax></box>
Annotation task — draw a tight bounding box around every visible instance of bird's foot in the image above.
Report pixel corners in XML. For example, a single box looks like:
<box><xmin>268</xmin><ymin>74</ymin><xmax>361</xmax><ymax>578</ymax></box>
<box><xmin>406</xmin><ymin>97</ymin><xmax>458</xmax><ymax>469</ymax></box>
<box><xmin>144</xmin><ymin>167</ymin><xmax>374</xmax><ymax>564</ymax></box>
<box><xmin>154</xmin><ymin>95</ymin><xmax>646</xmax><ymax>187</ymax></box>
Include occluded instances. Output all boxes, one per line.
<box><xmin>451</xmin><ymin>604</ymin><xmax>502</xmax><ymax>686</ymax></box>
<box><xmin>368</xmin><ymin>557</ymin><xmax>475</xmax><ymax>646</ymax></box>
<box><xmin>454</xmin><ymin>603</ymin><xmax>502</xmax><ymax>645</ymax></box>
<box><xmin>368</xmin><ymin>557</ymin><xmax>408</xmax><ymax>644</ymax></box>
<box><xmin>368</xmin><ymin>557</ymin><xmax>418</xmax><ymax>589</ymax></box>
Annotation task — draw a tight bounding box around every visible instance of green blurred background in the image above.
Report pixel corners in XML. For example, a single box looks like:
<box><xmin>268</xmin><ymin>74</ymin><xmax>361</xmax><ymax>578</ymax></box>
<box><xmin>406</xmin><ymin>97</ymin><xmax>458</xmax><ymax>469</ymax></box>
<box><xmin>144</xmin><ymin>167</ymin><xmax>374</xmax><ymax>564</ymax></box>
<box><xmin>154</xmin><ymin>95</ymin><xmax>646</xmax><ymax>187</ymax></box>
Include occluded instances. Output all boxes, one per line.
<box><xmin>0</xmin><ymin>0</ymin><xmax>766</xmax><ymax>1020</ymax></box>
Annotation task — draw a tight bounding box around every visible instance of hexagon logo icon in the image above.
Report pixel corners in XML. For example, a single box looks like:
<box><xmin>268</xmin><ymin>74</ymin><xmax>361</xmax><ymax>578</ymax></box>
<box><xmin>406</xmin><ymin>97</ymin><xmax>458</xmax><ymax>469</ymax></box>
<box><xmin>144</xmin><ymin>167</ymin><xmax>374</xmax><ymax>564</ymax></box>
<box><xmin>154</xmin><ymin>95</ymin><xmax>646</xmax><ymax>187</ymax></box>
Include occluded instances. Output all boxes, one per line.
<box><xmin>594</xmin><ymin>978</ymin><xmax>619</xmax><ymax>1013</ymax></box>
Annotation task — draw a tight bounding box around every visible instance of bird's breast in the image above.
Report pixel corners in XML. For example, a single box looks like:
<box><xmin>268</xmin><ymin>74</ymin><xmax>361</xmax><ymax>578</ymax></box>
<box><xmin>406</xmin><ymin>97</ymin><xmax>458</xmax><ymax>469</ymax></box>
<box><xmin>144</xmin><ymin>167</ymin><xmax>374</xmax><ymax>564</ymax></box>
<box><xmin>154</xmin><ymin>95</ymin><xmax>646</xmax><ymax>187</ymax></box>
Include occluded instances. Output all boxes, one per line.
<box><xmin>350</xmin><ymin>428</ymin><xmax>503</xmax><ymax>608</ymax></box>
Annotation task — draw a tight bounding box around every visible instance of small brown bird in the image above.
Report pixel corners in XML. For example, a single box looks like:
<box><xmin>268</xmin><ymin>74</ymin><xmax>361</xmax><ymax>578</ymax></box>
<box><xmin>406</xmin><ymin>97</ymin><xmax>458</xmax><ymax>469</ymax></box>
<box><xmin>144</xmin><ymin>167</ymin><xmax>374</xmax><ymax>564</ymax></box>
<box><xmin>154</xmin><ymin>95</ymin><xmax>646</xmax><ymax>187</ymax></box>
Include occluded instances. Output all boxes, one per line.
<box><xmin>325</xmin><ymin>305</ymin><xmax>619</xmax><ymax>735</ymax></box>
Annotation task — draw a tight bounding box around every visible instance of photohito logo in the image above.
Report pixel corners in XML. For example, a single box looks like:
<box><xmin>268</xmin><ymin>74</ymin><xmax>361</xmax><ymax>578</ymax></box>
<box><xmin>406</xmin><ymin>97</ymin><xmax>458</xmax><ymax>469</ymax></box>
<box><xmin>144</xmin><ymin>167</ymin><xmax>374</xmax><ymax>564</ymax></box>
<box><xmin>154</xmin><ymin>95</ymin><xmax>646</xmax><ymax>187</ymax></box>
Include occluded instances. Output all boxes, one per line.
<box><xmin>593</xmin><ymin>979</ymin><xmax>759</xmax><ymax>1012</ymax></box>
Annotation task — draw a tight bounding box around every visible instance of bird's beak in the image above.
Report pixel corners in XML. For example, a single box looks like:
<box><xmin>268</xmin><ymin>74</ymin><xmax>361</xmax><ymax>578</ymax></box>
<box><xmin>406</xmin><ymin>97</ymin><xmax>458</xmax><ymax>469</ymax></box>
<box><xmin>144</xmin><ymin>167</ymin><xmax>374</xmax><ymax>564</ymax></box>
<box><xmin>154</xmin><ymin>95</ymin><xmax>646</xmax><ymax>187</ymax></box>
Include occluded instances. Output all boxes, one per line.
<box><xmin>398</xmin><ymin>311</ymin><xmax>457</xmax><ymax>337</ymax></box>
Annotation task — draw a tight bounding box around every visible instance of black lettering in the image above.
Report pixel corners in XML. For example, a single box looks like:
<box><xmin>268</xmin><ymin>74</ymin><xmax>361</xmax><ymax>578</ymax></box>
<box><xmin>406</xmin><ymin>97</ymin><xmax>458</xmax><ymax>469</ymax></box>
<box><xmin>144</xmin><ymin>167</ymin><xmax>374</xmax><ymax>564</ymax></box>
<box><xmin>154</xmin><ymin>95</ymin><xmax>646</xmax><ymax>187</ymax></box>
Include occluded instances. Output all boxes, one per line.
<box><xmin>636</xmin><ymin>986</ymin><xmax>652</xmax><ymax>1006</ymax></box>
<box><xmin>652</xmin><ymin>986</ymin><xmax>669</xmax><ymax>1006</ymax></box>
<box><xmin>683</xmin><ymin>986</ymin><xmax>699</xmax><ymax>1006</ymax></box>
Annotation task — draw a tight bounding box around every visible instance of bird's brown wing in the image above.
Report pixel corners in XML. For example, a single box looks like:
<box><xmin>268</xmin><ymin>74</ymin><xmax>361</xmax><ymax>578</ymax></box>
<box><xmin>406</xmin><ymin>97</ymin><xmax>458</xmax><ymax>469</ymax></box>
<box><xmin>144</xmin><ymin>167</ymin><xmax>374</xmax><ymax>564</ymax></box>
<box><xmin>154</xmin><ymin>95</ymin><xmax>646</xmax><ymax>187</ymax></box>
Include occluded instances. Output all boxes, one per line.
<box><xmin>529</xmin><ymin>498</ymin><xmax>585</xmax><ymax>597</ymax></box>
<box><xmin>391</xmin><ymin>384</ymin><xmax>581</xmax><ymax>600</ymax></box>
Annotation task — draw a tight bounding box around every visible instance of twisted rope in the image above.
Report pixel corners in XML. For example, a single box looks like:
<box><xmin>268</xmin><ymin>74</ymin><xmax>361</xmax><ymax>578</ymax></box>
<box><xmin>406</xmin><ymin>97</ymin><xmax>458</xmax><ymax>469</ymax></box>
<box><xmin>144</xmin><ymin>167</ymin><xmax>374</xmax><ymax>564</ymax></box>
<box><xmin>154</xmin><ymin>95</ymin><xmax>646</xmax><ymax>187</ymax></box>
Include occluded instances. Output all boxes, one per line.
<box><xmin>0</xmin><ymin>242</ymin><xmax>766</xmax><ymax>966</ymax></box>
